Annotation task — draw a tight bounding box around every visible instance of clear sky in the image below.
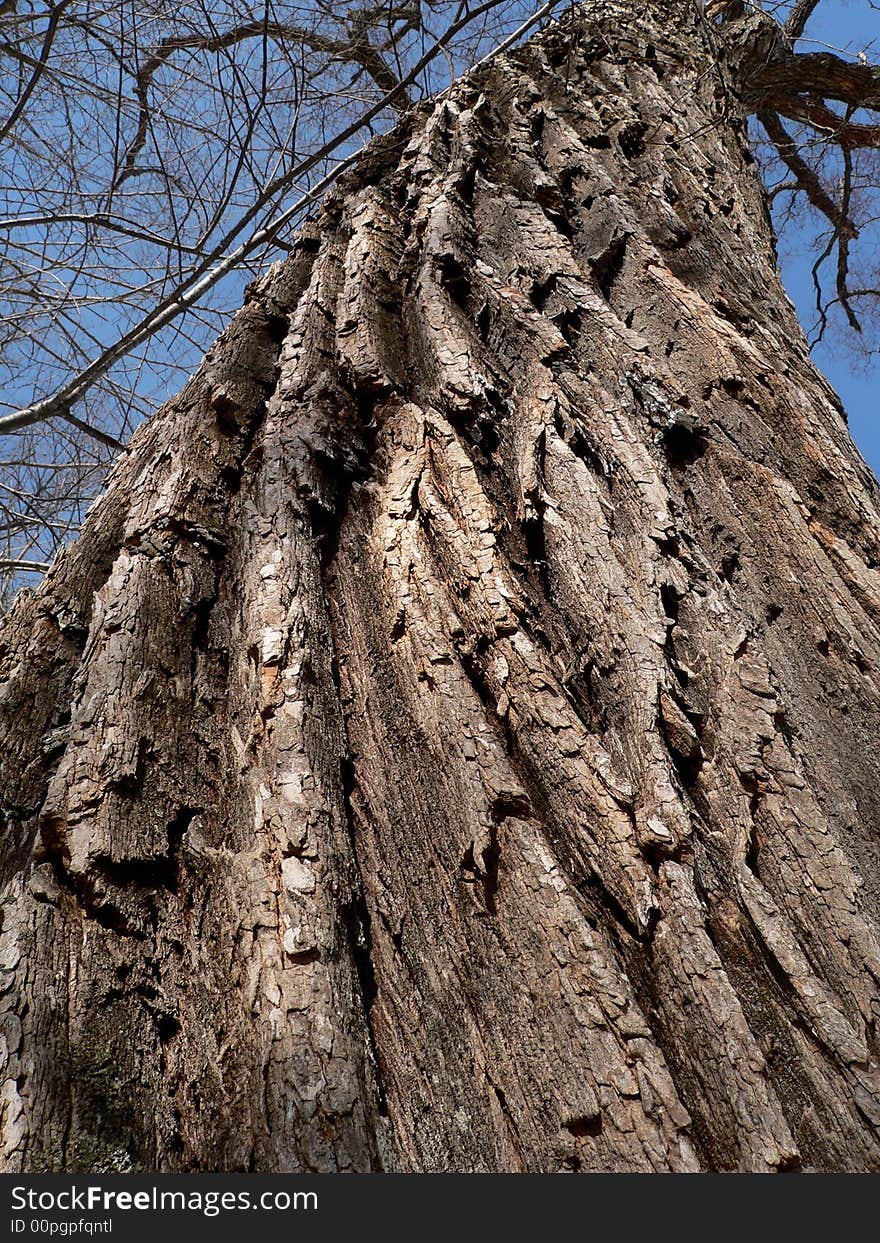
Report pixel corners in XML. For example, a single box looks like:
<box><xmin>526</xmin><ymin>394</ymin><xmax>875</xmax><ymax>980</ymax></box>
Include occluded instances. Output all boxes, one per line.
<box><xmin>776</xmin><ymin>1</ymin><xmax>879</xmax><ymax>479</ymax></box>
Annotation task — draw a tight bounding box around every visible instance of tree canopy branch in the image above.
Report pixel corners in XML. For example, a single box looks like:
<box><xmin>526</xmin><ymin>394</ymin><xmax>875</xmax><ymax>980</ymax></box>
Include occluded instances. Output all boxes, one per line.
<box><xmin>784</xmin><ymin>0</ymin><xmax>821</xmax><ymax>41</ymax></box>
<box><xmin>756</xmin><ymin>50</ymin><xmax>880</xmax><ymax>113</ymax></box>
<box><xmin>0</xmin><ymin>0</ymin><xmax>547</xmax><ymax>439</ymax></box>
<box><xmin>758</xmin><ymin>107</ymin><xmax>858</xmax><ymax>239</ymax></box>
<box><xmin>115</xmin><ymin>18</ymin><xmax>410</xmax><ymax>191</ymax></box>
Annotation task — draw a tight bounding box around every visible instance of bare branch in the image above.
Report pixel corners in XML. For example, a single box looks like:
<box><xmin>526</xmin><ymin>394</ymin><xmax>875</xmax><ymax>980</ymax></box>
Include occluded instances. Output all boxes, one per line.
<box><xmin>784</xmin><ymin>0</ymin><xmax>821</xmax><ymax>42</ymax></box>
<box><xmin>0</xmin><ymin>558</ymin><xmax>50</xmax><ymax>572</ymax></box>
<box><xmin>0</xmin><ymin>0</ymin><xmax>552</xmax><ymax>439</ymax></box>
<box><xmin>115</xmin><ymin>17</ymin><xmax>409</xmax><ymax>191</ymax></box>
<box><xmin>835</xmin><ymin>140</ymin><xmax>861</xmax><ymax>332</ymax></box>
<box><xmin>60</xmin><ymin>409</ymin><xmax>126</xmax><ymax>452</ymax></box>
<box><xmin>756</xmin><ymin>50</ymin><xmax>880</xmax><ymax>113</ymax></box>
<box><xmin>0</xmin><ymin>212</ymin><xmax>205</xmax><ymax>253</ymax></box>
<box><xmin>771</xmin><ymin>96</ymin><xmax>880</xmax><ymax>150</ymax></box>
<box><xmin>758</xmin><ymin>108</ymin><xmax>858</xmax><ymax>239</ymax></box>
<box><xmin>0</xmin><ymin>0</ymin><xmax>74</xmax><ymax>145</ymax></box>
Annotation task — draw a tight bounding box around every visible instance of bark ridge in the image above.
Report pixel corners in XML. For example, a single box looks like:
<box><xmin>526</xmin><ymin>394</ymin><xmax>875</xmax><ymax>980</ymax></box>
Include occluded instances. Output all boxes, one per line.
<box><xmin>1</xmin><ymin>0</ymin><xmax>880</xmax><ymax>1172</ymax></box>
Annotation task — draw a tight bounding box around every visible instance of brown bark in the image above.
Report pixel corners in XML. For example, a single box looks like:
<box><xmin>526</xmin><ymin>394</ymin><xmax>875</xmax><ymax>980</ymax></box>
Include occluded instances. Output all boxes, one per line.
<box><xmin>2</xmin><ymin>0</ymin><xmax>880</xmax><ymax>1172</ymax></box>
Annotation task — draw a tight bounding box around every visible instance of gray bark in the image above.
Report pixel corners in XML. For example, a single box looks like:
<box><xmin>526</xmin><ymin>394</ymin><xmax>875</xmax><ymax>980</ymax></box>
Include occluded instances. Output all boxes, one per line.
<box><xmin>2</xmin><ymin>0</ymin><xmax>880</xmax><ymax>1172</ymax></box>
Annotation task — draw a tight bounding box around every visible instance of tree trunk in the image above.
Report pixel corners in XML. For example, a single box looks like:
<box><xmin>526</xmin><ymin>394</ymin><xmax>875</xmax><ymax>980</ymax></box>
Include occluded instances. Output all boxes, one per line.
<box><xmin>2</xmin><ymin>0</ymin><xmax>880</xmax><ymax>1173</ymax></box>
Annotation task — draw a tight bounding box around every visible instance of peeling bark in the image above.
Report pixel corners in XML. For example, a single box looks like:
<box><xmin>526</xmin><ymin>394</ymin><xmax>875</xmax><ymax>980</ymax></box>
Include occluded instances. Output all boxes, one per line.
<box><xmin>2</xmin><ymin>0</ymin><xmax>880</xmax><ymax>1172</ymax></box>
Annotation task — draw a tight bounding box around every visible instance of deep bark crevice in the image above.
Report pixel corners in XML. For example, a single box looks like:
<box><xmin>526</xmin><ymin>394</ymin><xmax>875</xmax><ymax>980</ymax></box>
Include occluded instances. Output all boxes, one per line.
<box><xmin>3</xmin><ymin>0</ymin><xmax>880</xmax><ymax>1173</ymax></box>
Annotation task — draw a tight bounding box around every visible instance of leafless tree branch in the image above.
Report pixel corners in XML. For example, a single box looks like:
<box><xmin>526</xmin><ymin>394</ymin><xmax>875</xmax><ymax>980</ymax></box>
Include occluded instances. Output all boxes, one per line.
<box><xmin>784</xmin><ymin>0</ymin><xmax>821</xmax><ymax>41</ymax></box>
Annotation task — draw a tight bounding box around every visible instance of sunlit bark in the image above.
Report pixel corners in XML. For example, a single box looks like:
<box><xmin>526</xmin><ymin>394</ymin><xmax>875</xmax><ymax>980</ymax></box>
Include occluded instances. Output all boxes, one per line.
<box><xmin>2</xmin><ymin>1</ymin><xmax>880</xmax><ymax>1172</ymax></box>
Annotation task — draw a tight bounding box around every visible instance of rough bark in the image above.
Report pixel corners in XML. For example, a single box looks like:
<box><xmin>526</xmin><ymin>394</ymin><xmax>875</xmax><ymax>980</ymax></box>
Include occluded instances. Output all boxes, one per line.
<box><xmin>2</xmin><ymin>0</ymin><xmax>880</xmax><ymax>1172</ymax></box>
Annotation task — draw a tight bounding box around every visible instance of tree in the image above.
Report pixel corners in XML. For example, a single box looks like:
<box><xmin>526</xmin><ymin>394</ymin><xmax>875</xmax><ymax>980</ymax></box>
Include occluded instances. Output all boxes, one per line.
<box><xmin>1</xmin><ymin>0</ymin><xmax>880</xmax><ymax>1172</ymax></box>
<box><xmin>2</xmin><ymin>0</ymin><xmax>880</xmax><ymax>595</ymax></box>
<box><xmin>0</xmin><ymin>0</ymin><xmax>558</xmax><ymax>597</ymax></box>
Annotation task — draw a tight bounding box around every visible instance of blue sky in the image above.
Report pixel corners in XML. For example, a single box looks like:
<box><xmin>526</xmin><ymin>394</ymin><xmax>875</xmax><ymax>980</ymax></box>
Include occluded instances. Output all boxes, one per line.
<box><xmin>776</xmin><ymin>1</ymin><xmax>879</xmax><ymax>479</ymax></box>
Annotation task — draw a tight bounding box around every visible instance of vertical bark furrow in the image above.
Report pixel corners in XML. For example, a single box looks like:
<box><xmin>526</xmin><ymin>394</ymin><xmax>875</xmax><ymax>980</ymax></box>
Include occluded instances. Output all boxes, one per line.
<box><xmin>2</xmin><ymin>1</ymin><xmax>880</xmax><ymax>1171</ymax></box>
